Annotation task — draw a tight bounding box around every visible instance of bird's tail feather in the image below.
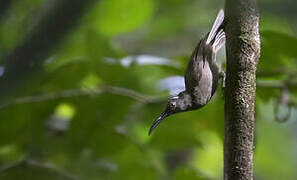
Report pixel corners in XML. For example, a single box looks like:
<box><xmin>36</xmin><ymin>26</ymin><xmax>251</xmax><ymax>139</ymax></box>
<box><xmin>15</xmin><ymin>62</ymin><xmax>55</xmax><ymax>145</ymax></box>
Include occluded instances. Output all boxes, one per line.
<box><xmin>206</xmin><ymin>9</ymin><xmax>224</xmax><ymax>45</ymax></box>
<box><xmin>213</xmin><ymin>29</ymin><xmax>225</xmax><ymax>53</ymax></box>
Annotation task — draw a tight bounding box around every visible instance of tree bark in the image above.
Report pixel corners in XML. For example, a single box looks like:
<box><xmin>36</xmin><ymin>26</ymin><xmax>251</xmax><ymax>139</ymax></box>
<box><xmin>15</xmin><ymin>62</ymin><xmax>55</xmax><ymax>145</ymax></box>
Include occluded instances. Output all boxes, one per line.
<box><xmin>224</xmin><ymin>0</ymin><xmax>260</xmax><ymax>179</ymax></box>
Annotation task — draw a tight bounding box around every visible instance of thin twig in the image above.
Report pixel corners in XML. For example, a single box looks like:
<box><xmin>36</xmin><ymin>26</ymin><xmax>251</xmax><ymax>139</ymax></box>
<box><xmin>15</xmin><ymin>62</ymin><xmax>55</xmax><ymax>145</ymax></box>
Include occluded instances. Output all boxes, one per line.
<box><xmin>0</xmin><ymin>157</ymin><xmax>78</xmax><ymax>180</ymax></box>
<box><xmin>0</xmin><ymin>85</ymin><xmax>166</xmax><ymax>109</ymax></box>
<box><xmin>256</xmin><ymin>81</ymin><xmax>284</xmax><ymax>88</ymax></box>
<box><xmin>256</xmin><ymin>67</ymin><xmax>297</xmax><ymax>77</ymax></box>
<box><xmin>257</xmin><ymin>80</ymin><xmax>297</xmax><ymax>89</ymax></box>
<box><xmin>1</xmin><ymin>80</ymin><xmax>297</xmax><ymax>109</ymax></box>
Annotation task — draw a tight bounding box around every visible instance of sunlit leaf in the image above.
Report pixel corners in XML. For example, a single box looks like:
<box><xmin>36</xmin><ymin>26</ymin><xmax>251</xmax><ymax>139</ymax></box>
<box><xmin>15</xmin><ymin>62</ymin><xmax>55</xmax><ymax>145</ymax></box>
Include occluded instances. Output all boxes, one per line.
<box><xmin>191</xmin><ymin>131</ymin><xmax>223</xmax><ymax>179</ymax></box>
<box><xmin>93</xmin><ymin>0</ymin><xmax>154</xmax><ymax>36</ymax></box>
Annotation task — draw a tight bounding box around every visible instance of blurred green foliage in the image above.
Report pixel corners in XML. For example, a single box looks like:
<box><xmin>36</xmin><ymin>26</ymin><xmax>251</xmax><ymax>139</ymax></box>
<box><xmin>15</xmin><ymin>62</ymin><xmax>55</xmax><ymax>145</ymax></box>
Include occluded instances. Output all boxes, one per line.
<box><xmin>0</xmin><ymin>0</ymin><xmax>297</xmax><ymax>179</ymax></box>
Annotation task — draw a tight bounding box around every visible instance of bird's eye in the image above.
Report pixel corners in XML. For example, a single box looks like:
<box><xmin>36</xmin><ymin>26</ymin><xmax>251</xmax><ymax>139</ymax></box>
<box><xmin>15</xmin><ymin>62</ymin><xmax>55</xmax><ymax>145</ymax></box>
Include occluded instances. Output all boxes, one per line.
<box><xmin>169</xmin><ymin>102</ymin><xmax>176</xmax><ymax>108</ymax></box>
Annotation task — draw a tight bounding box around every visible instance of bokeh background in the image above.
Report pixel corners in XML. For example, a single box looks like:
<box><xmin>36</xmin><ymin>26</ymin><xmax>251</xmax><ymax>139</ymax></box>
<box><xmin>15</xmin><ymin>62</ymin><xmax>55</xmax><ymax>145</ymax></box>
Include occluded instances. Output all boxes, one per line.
<box><xmin>0</xmin><ymin>0</ymin><xmax>297</xmax><ymax>179</ymax></box>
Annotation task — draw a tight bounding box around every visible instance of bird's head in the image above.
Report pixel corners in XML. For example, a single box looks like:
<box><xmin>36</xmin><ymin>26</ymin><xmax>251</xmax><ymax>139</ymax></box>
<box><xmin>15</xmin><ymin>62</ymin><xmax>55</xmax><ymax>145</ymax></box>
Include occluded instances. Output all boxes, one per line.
<box><xmin>148</xmin><ymin>92</ymin><xmax>192</xmax><ymax>135</ymax></box>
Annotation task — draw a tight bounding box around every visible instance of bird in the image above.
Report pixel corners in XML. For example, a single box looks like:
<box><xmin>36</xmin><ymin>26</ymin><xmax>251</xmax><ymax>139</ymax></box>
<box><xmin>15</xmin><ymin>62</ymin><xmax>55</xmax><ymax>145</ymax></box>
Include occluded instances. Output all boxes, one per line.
<box><xmin>149</xmin><ymin>9</ymin><xmax>226</xmax><ymax>135</ymax></box>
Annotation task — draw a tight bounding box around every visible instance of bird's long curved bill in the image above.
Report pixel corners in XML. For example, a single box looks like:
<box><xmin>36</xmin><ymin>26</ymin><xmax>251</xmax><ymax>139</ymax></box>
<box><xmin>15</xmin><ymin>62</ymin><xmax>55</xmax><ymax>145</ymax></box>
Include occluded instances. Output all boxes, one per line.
<box><xmin>148</xmin><ymin>111</ymin><xmax>168</xmax><ymax>136</ymax></box>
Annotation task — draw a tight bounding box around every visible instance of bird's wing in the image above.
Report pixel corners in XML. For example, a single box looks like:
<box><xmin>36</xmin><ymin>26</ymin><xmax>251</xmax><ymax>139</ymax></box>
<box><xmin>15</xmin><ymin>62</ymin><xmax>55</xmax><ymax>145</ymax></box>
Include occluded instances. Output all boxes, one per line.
<box><xmin>206</xmin><ymin>9</ymin><xmax>224</xmax><ymax>45</ymax></box>
<box><xmin>185</xmin><ymin>35</ymin><xmax>205</xmax><ymax>91</ymax></box>
<box><xmin>185</xmin><ymin>57</ymin><xmax>203</xmax><ymax>92</ymax></box>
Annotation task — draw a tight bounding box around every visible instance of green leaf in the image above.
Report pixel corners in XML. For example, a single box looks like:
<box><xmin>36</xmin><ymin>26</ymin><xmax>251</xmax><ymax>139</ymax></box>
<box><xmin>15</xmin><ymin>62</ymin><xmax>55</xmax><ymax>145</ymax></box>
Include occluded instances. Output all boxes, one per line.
<box><xmin>93</xmin><ymin>0</ymin><xmax>154</xmax><ymax>36</ymax></box>
<box><xmin>190</xmin><ymin>131</ymin><xmax>223</xmax><ymax>179</ymax></box>
<box><xmin>107</xmin><ymin>145</ymin><xmax>157</xmax><ymax>180</ymax></box>
<box><xmin>174</xmin><ymin>166</ymin><xmax>208</xmax><ymax>180</ymax></box>
<box><xmin>259</xmin><ymin>30</ymin><xmax>297</xmax><ymax>70</ymax></box>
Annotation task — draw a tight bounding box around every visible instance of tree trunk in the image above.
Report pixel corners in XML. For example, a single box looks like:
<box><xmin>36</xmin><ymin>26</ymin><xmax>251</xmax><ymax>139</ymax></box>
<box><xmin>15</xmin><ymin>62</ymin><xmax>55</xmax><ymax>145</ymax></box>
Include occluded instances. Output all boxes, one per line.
<box><xmin>224</xmin><ymin>0</ymin><xmax>260</xmax><ymax>179</ymax></box>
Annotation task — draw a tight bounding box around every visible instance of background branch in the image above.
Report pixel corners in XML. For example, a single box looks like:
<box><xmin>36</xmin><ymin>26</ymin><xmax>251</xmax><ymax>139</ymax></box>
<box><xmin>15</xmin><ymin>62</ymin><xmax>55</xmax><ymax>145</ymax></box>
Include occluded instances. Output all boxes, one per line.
<box><xmin>256</xmin><ymin>67</ymin><xmax>297</xmax><ymax>77</ymax></box>
<box><xmin>0</xmin><ymin>85</ymin><xmax>166</xmax><ymax>109</ymax></box>
<box><xmin>0</xmin><ymin>0</ymin><xmax>98</xmax><ymax>104</ymax></box>
<box><xmin>0</xmin><ymin>157</ymin><xmax>78</xmax><ymax>180</ymax></box>
<box><xmin>257</xmin><ymin>80</ymin><xmax>297</xmax><ymax>89</ymax></box>
<box><xmin>2</xmin><ymin>79</ymin><xmax>297</xmax><ymax>110</ymax></box>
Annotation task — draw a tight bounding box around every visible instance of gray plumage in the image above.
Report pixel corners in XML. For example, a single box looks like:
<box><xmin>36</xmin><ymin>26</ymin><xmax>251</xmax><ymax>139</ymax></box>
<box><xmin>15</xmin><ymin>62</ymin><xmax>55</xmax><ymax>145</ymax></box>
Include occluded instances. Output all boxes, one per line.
<box><xmin>149</xmin><ymin>10</ymin><xmax>226</xmax><ymax>135</ymax></box>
